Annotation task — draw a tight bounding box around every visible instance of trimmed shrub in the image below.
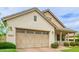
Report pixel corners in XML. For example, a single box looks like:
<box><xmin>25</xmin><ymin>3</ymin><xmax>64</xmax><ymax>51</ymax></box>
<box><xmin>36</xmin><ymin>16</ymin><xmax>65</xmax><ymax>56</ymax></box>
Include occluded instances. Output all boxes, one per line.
<box><xmin>70</xmin><ymin>42</ymin><xmax>76</xmax><ymax>46</ymax></box>
<box><xmin>0</xmin><ymin>42</ymin><xmax>16</xmax><ymax>49</ymax></box>
<box><xmin>51</xmin><ymin>42</ymin><xmax>59</xmax><ymax>48</ymax></box>
<box><xmin>75</xmin><ymin>42</ymin><xmax>79</xmax><ymax>46</ymax></box>
<box><xmin>64</xmin><ymin>42</ymin><xmax>69</xmax><ymax>47</ymax></box>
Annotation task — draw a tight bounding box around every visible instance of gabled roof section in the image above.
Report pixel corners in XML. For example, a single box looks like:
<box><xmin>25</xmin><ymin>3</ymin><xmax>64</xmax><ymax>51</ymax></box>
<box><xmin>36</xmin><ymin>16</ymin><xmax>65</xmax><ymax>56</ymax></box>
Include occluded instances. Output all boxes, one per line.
<box><xmin>2</xmin><ymin>7</ymin><xmax>76</xmax><ymax>33</ymax></box>
<box><xmin>2</xmin><ymin>7</ymin><xmax>58</xmax><ymax>29</ymax></box>
<box><xmin>42</xmin><ymin>9</ymin><xmax>66</xmax><ymax>28</ymax></box>
<box><xmin>2</xmin><ymin>7</ymin><xmax>39</xmax><ymax>20</ymax></box>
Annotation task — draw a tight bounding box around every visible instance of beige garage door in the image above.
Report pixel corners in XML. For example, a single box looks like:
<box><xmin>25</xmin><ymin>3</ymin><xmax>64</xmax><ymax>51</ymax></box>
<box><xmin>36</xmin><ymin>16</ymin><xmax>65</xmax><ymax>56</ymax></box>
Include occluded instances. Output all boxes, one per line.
<box><xmin>16</xmin><ymin>29</ymin><xmax>49</xmax><ymax>48</ymax></box>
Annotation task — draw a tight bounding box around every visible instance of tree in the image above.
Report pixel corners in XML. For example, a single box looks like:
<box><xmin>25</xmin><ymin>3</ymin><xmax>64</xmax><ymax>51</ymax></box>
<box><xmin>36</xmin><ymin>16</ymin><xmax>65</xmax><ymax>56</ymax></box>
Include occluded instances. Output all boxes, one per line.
<box><xmin>75</xmin><ymin>33</ymin><xmax>79</xmax><ymax>42</ymax></box>
<box><xmin>0</xmin><ymin>20</ymin><xmax>8</xmax><ymax>41</ymax></box>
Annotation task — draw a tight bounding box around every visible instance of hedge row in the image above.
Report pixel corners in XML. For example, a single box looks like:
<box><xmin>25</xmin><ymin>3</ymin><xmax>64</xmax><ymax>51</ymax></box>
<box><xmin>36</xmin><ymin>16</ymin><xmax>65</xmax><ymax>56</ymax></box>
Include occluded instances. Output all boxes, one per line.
<box><xmin>51</xmin><ymin>42</ymin><xmax>79</xmax><ymax>48</ymax></box>
<box><xmin>0</xmin><ymin>42</ymin><xmax>16</xmax><ymax>49</ymax></box>
<box><xmin>64</xmin><ymin>42</ymin><xmax>79</xmax><ymax>47</ymax></box>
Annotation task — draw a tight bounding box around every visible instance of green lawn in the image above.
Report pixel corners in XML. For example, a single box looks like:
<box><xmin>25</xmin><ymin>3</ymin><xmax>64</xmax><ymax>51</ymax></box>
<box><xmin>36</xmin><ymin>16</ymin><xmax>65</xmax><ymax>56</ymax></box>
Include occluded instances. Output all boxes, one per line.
<box><xmin>63</xmin><ymin>47</ymin><xmax>79</xmax><ymax>52</ymax></box>
<box><xmin>0</xmin><ymin>49</ymin><xmax>16</xmax><ymax>52</ymax></box>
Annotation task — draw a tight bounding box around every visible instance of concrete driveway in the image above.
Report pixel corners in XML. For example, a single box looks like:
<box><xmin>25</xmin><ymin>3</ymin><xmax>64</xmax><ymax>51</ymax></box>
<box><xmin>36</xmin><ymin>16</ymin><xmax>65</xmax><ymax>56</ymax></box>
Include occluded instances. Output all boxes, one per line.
<box><xmin>16</xmin><ymin>46</ymin><xmax>69</xmax><ymax>52</ymax></box>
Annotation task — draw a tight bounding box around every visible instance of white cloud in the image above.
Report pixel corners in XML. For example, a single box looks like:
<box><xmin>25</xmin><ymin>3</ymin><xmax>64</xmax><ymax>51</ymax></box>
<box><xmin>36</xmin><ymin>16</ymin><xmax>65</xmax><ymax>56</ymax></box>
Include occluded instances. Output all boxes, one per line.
<box><xmin>64</xmin><ymin>19</ymin><xmax>79</xmax><ymax>31</ymax></box>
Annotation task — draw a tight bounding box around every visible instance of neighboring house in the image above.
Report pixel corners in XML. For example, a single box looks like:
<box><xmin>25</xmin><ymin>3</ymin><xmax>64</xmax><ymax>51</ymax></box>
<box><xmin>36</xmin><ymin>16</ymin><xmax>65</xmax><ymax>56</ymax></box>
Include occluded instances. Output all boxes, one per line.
<box><xmin>66</xmin><ymin>32</ymin><xmax>79</xmax><ymax>41</ymax></box>
<box><xmin>65</xmin><ymin>33</ymin><xmax>76</xmax><ymax>42</ymax></box>
<box><xmin>2</xmin><ymin>8</ymin><xmax>76</xmax><ymax>48</ymax></box>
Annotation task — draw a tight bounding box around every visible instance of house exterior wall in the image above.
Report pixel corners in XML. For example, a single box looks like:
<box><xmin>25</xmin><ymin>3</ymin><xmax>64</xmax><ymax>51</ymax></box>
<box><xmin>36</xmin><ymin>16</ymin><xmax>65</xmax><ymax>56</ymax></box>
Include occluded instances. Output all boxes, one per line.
<box><xmin>43</xmin><ymin>12</ymin><xmax>64</xmax><ymax>29</ymax></box>
<box><xmin>6</xmin><ymin>11</ymin><xmax>55</xmax><ymax>47</ymax></box>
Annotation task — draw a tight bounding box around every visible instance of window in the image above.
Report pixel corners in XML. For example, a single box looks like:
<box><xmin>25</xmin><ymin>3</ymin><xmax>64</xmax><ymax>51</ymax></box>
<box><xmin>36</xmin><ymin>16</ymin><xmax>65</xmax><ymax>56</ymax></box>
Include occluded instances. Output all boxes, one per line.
<box><xmin>34</xmin><ymin>16</ymin><xmax>37</xmax><ymax>21</ymax></box>
<box><xmin>27</xmin><ymin>30</ymin><xmax>34</xmax><ymax>34</ymax></box>
<box><xmin>69</xmin><ymin>39</ymin><xmax>74</xmax><ymax>41</ymax></box>
<box><xmin>42</xmin><ymin>32</ymin><xmax>49</xmax><ymax>34</ymax></box>
<box><xmin>35</xmin><ymin>31</ymin><xmax>41</xmax><ymax>34</ymax></box>
<box><xmin>16</xmin><ymin>29</ymin><xmax>25</xmax><ymax>33</ymax></box>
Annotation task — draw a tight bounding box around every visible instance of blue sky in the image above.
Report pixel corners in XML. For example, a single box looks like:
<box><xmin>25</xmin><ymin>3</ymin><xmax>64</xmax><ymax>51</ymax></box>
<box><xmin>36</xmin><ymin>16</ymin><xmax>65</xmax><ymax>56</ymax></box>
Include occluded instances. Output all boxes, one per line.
<box><xmin>0</xmin><ymin>7</ymin><xmax>79</xmax><ymax>31</ymax></box>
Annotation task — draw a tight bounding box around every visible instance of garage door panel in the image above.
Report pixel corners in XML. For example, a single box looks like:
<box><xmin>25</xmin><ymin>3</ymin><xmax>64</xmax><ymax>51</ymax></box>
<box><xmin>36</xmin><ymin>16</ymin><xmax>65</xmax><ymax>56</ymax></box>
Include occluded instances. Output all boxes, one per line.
<box><xmin>16</xmin><ymin>29</ymin><xmax>49</xmax><ymax>48</ymax></box>
<box><xmin>16</xmin><ymin>33</ymin><xmax>26</xmax><ymax>48</ymax></box>
<box><xmin>41</xmin><ymin>43</ymin><xmax>48</xmax><ymax>47</ymax></box>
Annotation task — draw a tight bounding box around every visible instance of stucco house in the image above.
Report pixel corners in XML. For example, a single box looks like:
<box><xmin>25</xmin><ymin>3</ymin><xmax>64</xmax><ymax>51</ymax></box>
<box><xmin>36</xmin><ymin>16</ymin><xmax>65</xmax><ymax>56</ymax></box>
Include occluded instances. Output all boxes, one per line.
<box><xmin>2</xmin><ymin>8</ymin><xmax>76</xmax><ymax>48</ymax></box>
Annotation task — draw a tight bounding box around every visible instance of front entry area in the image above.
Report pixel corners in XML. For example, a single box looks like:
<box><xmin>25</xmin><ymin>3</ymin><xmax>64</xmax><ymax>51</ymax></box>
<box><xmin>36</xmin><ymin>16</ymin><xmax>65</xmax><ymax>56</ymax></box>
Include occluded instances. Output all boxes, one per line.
<box><xmin>16</xmin><ymin>28</ymin><xmax>49</xmax><ymax>48</ymax></box>
<box><xmin>56</xmin><ymin>31</ymin><xmax>67</xmax><ymax>45</ymax></box>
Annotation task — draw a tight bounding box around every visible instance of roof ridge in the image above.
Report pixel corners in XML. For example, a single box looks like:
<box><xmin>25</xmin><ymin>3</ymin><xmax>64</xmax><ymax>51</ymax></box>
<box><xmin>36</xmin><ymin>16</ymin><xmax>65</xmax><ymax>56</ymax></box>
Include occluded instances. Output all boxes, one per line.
<box><xmin>42</xmin><ymin>9</ymin><xmax>66</xmax><ymax>28</ymax></box>
<box><xmin>2</xmin><ymin>7</ymin><xmax>39</xmax><ymax>20</ymax></box>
